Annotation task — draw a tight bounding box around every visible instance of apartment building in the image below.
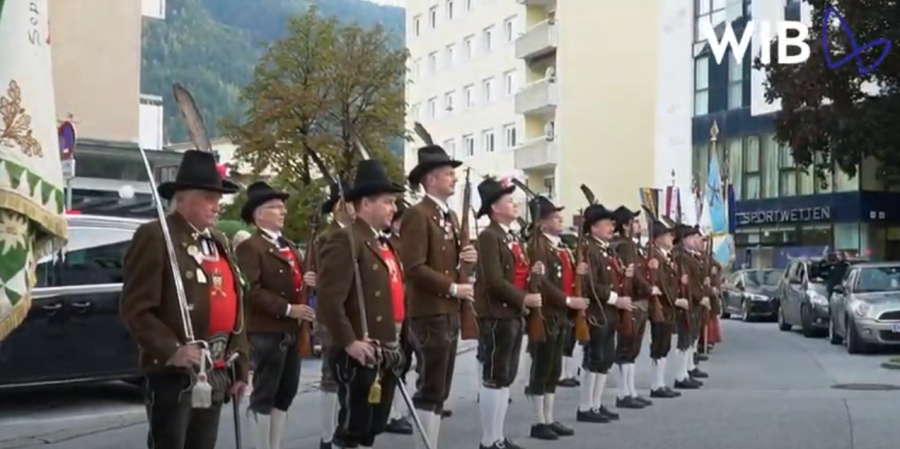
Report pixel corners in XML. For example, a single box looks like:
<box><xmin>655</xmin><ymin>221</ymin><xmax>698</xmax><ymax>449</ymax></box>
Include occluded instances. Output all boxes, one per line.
<box><xmin>683</xmin><ymin>0</ymin><xmax>900</xmax><ymax>266</ymax></box>
<box><xmin>404</xmin><ymin>0</ymin><xmax>527</xmax><ymax>215</ymax></box>
<box><xmin>50</xmin><ymin>0</ymin><xmax>180</xmax><ymax>216</ymax></box>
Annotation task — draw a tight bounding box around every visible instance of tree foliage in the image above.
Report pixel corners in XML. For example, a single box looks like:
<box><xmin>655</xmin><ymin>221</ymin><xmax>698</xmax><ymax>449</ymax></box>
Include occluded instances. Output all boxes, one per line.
<box><xmin>221</xmin><ymin>8</ymin><xmax>408</xmax><ymax>242</ymax></box>
<box><xmin>140</xmin><ymin>0</ymin><xmax>404</xmax><ymax>144</ymax></box>
<box><xmin>758</xmin><ymin>0</ymin><xmax>900</xmax><ymax>184</ymax></box>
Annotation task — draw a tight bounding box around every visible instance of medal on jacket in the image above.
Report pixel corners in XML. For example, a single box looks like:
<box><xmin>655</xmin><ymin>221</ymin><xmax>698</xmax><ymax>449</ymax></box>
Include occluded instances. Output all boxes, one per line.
<box><xmin>196</xmin><ymin>268</ymin><xmax>207</xmax><ymax>284</ymax></box>
<box><xmin>211</xmin><ymin>270</ymin><xmax>224</xmax><ymax>297</ymax></box>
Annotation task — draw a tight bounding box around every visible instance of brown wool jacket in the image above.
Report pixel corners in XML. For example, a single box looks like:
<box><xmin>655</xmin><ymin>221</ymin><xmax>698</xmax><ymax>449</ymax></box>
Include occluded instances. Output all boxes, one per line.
<box><xmin>120</xmin><ymin>213</ymin><xmax>249</xmax><ymax>381</ymax></box>
<box><xmin>582</xmin><ymin>237</ymin><xmax>619</xmax><ymax>323</ymax></box>
<box><xmin>235</xmin><ymin>230</ymin><xmax>303</xmax><ymax>334</ymax></box>
<box><xmin>474</xmin><ymin>221</ymin><xmax>527</xmax><ymax>320</ymax></box>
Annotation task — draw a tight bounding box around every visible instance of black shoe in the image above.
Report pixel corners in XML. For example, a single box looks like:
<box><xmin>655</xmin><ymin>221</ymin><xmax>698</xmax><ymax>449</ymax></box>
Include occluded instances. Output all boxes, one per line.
<box><xmin>690</xmin><ymin>377</ymin><xmax>704</xmax><ymax>387</ymax></box>
<box><xmin>650</xmin><ymin>388</ymin><xmax>679</xmax><ymax>398</ymax></box>
<box><xmin>634</xmin><ymin>395</ymin><xmax>653</xmax><ymax>406</ymax></box>
<box><xmin>548</xmin><ymin>421</ymin><xmax>574</xmax><ymax>436</ymax></box>
<box><xmin>598</xmin><ymin>406</ymin><xmax>620</xmax><ymax>420</ymax></box>
<box><xmin>530</xmin><ymin>424</ymin><xmax>559</xmax><ymax>440</ymax></box>
<box><xmin>503</xmin><ymin>438</ymin><xmax>524</xmax><ymax>449</ymax></box>
<box><xmin>385</xmin><ymin>417</ymin><xmax>413</xmax><ymax>434</ymax></box>
<box><xmin>320</xmin><ymin>440</ymin><xmax>333</xmax><ymax>449</ymax></box>
<box><xmin>689</xmin><ymin>368</ymin><xmax>708</xmax><ymax>379</ymax></box>
<box><xmin>674</xmin><ymin>379</ymin><xmax>700</xmax><ymax>389</ymax></box>
<box><xmin>665</xmin><ymin>386</ymin><xmax>682</xmax><ymax>397</ymax></box>
<box><xmin>479</xmin><ymin>443</ymin><xmax>503</xmax><ymax>449</ymax></box>
<box><xmin>558</xmin><ymin>378</ymin><xmax>579</xmax><ymax>388</ymax></box>
<box><xmin>576</xmin><ymin>408</ymin><xmax>609</xmax><ymax>423</ymax></box>
<box><xmin>615</xmin><ymin>396</ymin><xmax>644</xmax><ymax>409</ymax></box>
<box><xmin>441</xmin><ymin>409</ymin><xmax>453</xmax><ymax>418</ymax></box>
<box><xmin>694</xmin><ymin>353</ymin><xmax>709</xmax><ymax>363</ymax></box>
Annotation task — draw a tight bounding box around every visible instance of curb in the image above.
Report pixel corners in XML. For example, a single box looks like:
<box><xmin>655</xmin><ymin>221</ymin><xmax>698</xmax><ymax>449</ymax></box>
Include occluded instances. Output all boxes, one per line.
<box><xmin>881</xmin><ymin>361</ymin><xmax>900</xmax><ymax>370</ymax></box>
<box><xmin>0</xmin><ymin>414</ymin><xmax>144</xmax><ymax>449</ymax></box>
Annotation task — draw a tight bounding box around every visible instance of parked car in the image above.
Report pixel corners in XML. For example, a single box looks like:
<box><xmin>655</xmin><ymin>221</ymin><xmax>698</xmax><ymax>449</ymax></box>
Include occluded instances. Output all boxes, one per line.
<box><xmin>776</xmin><ymin>256</ymin><xmax>865</xmax><ymax>337</ymax></box>
<box><xmin>721</xmin><ymin>269</ymin><xmax>782</xmax><ymax>321</ymax></box>
<box><xmin>0</xmin><ymin>214</ymin><xmax>145</xmax><ymax>389</ymax></box>
<box><xmin>828</xmin><ymin>262</ymin><xmax>900</xmax><ymax>353</ymax></box>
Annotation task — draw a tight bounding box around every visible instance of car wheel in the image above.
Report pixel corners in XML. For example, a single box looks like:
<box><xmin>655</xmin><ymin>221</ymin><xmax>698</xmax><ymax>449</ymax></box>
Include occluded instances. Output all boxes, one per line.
<box><xmin>800</xmin><ymin>304</ymin><xmax>817</xmax><ymax>338</ymax></box>
<box><xmin>741</xmin><ymin>300</ymin><xmax>753</xmax><ymax>322</ymax></box>
<box><xmin>721</xmin><ymin>308</ymin><xmax>731</xmax><ymax>319</ymax></box>
<box><xmin>846</xmin><ymin>318</ymin><xmax>870</xmax><ymax>355</ymax></box>
<box><xmin>777</xmin><ymin>304</ymin><xmax>792</xmax><ymax>331</ymax></box>
<box><xmin>828</xmin><ymin>316</ymin><xmax>843</xmax><ymax>345</ymax></box>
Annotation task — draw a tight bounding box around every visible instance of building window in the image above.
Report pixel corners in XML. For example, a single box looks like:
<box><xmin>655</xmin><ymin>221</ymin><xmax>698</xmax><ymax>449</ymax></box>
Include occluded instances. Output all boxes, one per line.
<box><xmin>778</xmin><ymin>141</ymin><xmax>797</xmax><ymax>196</ymax></box>
<box><xmin>543</xmin><ymin>176</ymin><xmax>555</xmax><ymax>198</ymax></box>
<box><xmin>410</xmin><ymin>103</ymin><xmax>420</xmax><ymax>120</ymax></box>
<box><xmin>727</xmin><ymin>137</ymin><xmax>743</xmax><ymax>200</ymax></box>
<box><xmin>763</xmin><ymin>134</ymin><xmax>779</xmax><ymax>198</ymax></box>
<box><xmin>504</xmin><ymin>17</ymin><xmax>516</xmax><ymax>42</ymax></box>
<box><xmin>464</xmin><ymin>84</ymin><xmax>475</xmax><ymax>107</ymax></box>
<box><xmin>427</xmin><ymin>97</ymin><xmax>437</xmax><ymax>118</ymax></box>
<box><xmin>483</xmin><ymin>26</ymin><xmax>494</xmax><ymax>52</ymax></box>
<box><xmin>694</xmin><ymin>0</ymin><xmax>727</xmax><ymax>42</ymax></box>
<box><xmin>465</xmin><ymin>0</ymin><xmax>472</xmax><ymax>12</ymax></box>
<box><xmin>463</xmin><ymin>35</ymin><xmax>474</xmax><ymax>60</ymax></box>
<box><xmin>482</xmin><ymin>129</ymin><xmax>495</xmax><ymax>153</ymax></box>
<box><xmin>728</xmin><ymin>55</ymin><xmax>742</xmax><ymax>109</ymax></box>
<box><xmin>443</xmin><ymin>138</ymin><xmax>457</xmax><ymax>158</ymax></box>
<box><xmin>429</xmin><ymin>6</ymin><xmax>438</xmax><ymax>28</ymax></box>
<box><xmin>503</xmin><ymin>123</ymin><xmax>517</xmax><ymax>148</ymax></box>
<box><xmin>482</xmin><ymin>77</ymin><xmax>494</xmax><ymax>103</ymax></box>
<box><xmin>445</xmin><ymin>44</ymin><xmax>455</xmax><ymax>68</ymax></box>
<box><xmin>413</xmin><ymin>15</ymin><xmax>422</xmax><ymax>36</ymax></box>
<box><xmin>413</xmin><ymin>58</ymin><xmax>421</xmax><ymax>78</ymax></box>
<box><xmin>444</xmin><ymin>91</ymin><xmax>455</xmax><ymax>113</ymax></box>
<box><xmin>464</xmin><ymin>134</ymin><xmax>475</xmax><ymax>156</ymax></box>
<box><xmin>743</xmin><ymin>136</ymin><xmax>761</xmax><ymax>200</ymax></box>
<box><xmin>427</xmin><ymin>52</ymin><xmax>437</xmax><ymax>73</ymax></box>
<box><xmin>446</xmin><ymin>0</ymin><xmax>454</xmax><ymax>20</ymax></box>
<box><xmin>694</xmin><ymin>56</ymin><xmax>709</xmax><ymax>116</ymax></box>
<box><xmin>504</xmin><ymin>70</ymin><xmax>517</xmax><ymax>96</ymax></box>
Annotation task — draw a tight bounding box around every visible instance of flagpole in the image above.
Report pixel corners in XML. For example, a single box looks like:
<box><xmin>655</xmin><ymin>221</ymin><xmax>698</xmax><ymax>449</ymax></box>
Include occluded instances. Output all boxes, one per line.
<box><xmin>703</xmin><ymin>121</ymin><xmax>718</xmax><ymax>355</ymax></box>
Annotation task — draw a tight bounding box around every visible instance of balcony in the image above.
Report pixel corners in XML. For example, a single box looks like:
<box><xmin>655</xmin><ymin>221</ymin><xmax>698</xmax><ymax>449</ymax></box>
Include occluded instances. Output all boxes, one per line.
<box><xmin>142</xmin><ymin>0</ymin><xmax>166</xmax><ymax>19</ymax></box>
<box><xmin>516</xmin><ymin>0</ymin><xmax>557</xmax><ymax>7</ymax></box>
<box><xmin>514</xmin><ymin>138</ymin><xmax>558</xmax><ymax>171</ymax></box>
<box><xmin>515</xmin><ymin>78</ymin><xmax>557</xmax><ymax>116</ymax></box>
<box><xmin>515</xmin><ymin>20</ymin><xmax>558</xmax><ymax>60</ymax></box>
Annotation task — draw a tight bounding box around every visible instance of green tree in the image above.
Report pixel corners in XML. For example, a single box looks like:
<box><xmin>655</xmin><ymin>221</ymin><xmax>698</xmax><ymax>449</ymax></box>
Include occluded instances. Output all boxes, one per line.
<box><xmin>758</xmin><ymin>0</ymin><xmax>900</xmax><ymax>185</ymax></box>
<box><xmin>222</xmin><ymin>7</ymin><xmax>407</xmax><ymax>239</ymax></box>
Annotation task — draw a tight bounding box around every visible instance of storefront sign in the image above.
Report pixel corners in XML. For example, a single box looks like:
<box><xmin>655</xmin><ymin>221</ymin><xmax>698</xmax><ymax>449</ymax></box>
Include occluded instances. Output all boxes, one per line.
<box><xmin>736</xmin><ymin>206</ymin><xmax>831</xmax><ymax>225</ymax></box>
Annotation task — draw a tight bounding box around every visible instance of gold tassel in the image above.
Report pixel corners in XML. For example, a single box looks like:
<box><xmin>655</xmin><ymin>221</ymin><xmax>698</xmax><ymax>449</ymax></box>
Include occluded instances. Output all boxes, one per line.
<box><xmin>367</xmin><ymin>373</ymin><xmax>382</xmax><ymax>404</ymax></box>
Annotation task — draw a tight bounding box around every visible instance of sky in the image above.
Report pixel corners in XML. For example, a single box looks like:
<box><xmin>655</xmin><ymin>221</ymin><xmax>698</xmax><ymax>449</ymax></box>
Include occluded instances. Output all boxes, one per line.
<box><xmin>362</xmin><ymin>0</ymin><xmax>406</xmax><ymax>7</ymax></box>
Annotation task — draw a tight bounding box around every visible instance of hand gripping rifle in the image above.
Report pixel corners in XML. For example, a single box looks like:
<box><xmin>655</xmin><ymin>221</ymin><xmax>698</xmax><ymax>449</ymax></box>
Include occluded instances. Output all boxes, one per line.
<box><xmin>572</xmin><ymin>218</ymin><xmax>590</xmax><ymax>343</ymax></box>
<box><xmin>412</xmin><ymin>122</ymin><xmax>478</xmax><ymax>340</ymax></box>
<box><xmin>525</xmin><ymin>196</ymin><xmax>546</xmax><ymax>343</ymax></box>
<box><xmin>295</xmin><ymin>195</ymin><xmax>322</xmax><ymax>358</ymax></box>
<box><xmin>577</xmin><ymin>184</ymin><xmax>612</xmax><ymax>327</ymax></box>
<box><xmin>642</xmin><ymin>207</ymin><xmax>668</xmax><ymax>324</ymax></box>
<box><xmin>341</xmin><ymin>120</ymin><xmax>433</xmax><ymax>449</ymax></box>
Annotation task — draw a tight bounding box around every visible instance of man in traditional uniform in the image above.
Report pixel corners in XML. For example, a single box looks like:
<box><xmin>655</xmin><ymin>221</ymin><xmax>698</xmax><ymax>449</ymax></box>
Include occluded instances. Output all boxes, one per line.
<box><xmin>308</xmin><ymin>182</ymin><xmax>354</xmax><ymax>449</ymax></box>
<box><xmin>317</xmin><ymin>159</ymin><xmax>408</xmax><ymax>449</ymax></box>
<box><xmin>575</xmin><ymin>204</ymin><xmax>633</xmax><ymax>424</ymax></box>
<box><xmin>672</xmin><ymin>225</ymin><xmax>709</xmax><ymax>389</ymax></box>
<box><xmin>120</xmin><ymin>150</ymin><xmax>249</xmax><ymax>449</ymax></box>
<box><xmin>700</xmin><ymin>236</ymin><xmax>723</xmax><ymax>354</ymax></box>
<box><xmin>236</xmin><ymin>182</ymin><xmax>317</xmax><ymax>449</ymax></box>
<box><xmin>474</xmin><ymin>178</ymin><xmax>540</xmax><ymax>449</ymax></box>
<box><xmin>525</xmin><ymin>196</ymin><xmax>588</xmax><ymax>440</ymax></box>
<box><xmin>611</xmin><ymin>206</ymin><xmax>653</xmax><ymax>409</ymax></box>
<box><xmin>646</xmin><ymin>217</ymin><xmax>682</xmax><ymax>398</ymax></box>
<box><xmin>401</xmin><ymin>145</ymin><xmax>478</xmax><ymax>449</ymax></box>
<box><xmin>386</xmin><ymin>203</ymin><xmax>415</xmax><ymax>435</ymax></box>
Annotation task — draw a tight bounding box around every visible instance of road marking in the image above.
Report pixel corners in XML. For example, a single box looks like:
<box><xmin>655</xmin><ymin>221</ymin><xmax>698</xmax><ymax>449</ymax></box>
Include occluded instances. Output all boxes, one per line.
<box><xmin>0</xmin><ymin>407</ymin><xmax>143</xmax><ymax>426</ymax></box>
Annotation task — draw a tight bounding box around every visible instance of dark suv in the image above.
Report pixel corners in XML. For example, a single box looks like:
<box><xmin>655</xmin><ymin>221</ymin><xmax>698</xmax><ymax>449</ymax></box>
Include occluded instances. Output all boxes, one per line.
<box><xmin>776</xmin><ymin>256</ymin><xmax>865</xmax><ymax>337</ymax></box>
<box><xmin>0</xmin><ymin>214</ymin><xmax>145</xmax><ymax>388</ymax></box>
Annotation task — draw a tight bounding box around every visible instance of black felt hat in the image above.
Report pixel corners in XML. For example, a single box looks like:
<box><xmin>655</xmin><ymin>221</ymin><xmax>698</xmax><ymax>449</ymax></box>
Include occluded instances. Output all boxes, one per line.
<box><xmin>346</xmin><ymin>160</ymin><xmax>405</xmax><ymax>201</ymax></box>
<box><xmin>673</xmin><ymin>223</ymin><xmax>700</xmax><ymax>244</ymax></box>
<box><xmin>157</xmin><ymin>150</ymin><xmax>239</xmax><ymax>200</ymax></box>
<box><xmin>240</xmin><ymin>182</ymin><xmax>289</xmax><ymax>223</ymax></box>
<box><xmin>614</xmin><ymin>206</ymin><xmax>641</xmax><ymax>234</ymax></box>
<box><xmin>320</xmin><ymin>182</ymin><xmax>344</xmax><ymax>215</ymax></box>
<box><xmin>407</xmin><ymin>145</ymin><xmax>463</xmax><ymax>186</ymax></box>
<box><xmin>476</xmin><ymin>177</ymin><xmax>516</xmax><ymax>218</ymax></box>
<box><xmin>529</xmin><ymin>195</ymin><xmax>563</xmax><ymax>220</ymax></box>
<box><xmin>581</xmin><ymin>203</ymin><xmax>616</xmax><ymax>234</ymax></box>
<box><xmin>649</xmin><ymin>216</ymin><xmax>676</xmax><ymax>239</ymax></box>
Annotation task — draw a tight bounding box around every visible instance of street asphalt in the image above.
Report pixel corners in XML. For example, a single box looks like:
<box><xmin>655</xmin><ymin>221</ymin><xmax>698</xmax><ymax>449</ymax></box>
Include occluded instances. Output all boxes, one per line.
<box><xmin>2</xmin><ymin>319</ymin><xmax>899</xmax><ymax>449</ymax></box>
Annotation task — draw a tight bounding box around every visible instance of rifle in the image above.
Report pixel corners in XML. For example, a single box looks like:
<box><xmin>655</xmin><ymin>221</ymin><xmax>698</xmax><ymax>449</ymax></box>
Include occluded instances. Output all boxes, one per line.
<box><xmin>457</xmin><ymin>168</ymin><xmax>479</xmax><ymax>340</ymax></box>
<box><xmin>577</xmin><ymin>184</ymin><xmax>620</xmax><ymax>329</ymax></box>
<box><xmin>619</xmin><ymin>218</ymin><xmax>636</xmax><ymax>341</ymax></box>
<box><xmin>525</xmin><ymin>198</ymin><xmax>546</xmax><ymax>343</ymax></box>
<box><xmin>295</xmin><ymin>204</ymin><xmax>320</xmax><ymax>357</ymax></box>
<box><xmin>643</xmin><ymin>207</ymin><xmax>667</xmax><ymax>323</ymax></box>
<box><xmin>572</xmin><ymin>218</ymin><xmax>590</xmax><ymax>343</ymax></box>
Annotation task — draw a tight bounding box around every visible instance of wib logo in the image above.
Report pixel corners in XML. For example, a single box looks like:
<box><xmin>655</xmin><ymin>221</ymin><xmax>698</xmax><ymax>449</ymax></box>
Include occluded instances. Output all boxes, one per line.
<box><xmin>699</xmin><ymin>7</ymin><xmax>891</xmax><ymax>74</ymax></box>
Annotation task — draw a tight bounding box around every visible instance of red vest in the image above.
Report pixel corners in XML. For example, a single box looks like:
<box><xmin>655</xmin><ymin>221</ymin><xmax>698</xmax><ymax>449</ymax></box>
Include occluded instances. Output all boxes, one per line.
<box><xmin>558</xmin><ymin>248</ymin><xmax>574</xmax><ymax>297</ymax></box>
<box><xmin>607</xmin><ymin>252</ymin><xmax>623</xmax><ymax>291</ymax></box>
<box><xmin>201</xmin><ymin>256</ymin><xmax>238</xmax><ymax>368</ymax></box>
<box><xmin>280</xmin><ymin>246</ymin><xmax>303</xmax><ymax>302</ymax></box>
<box><xmin>379</xmin><ymin>245</ymin><xmax>405</xmax><ymax>322</ymax></box>
<box><xmin>510</xmin><ymin>242</ymin><xmax>529</xmax><ymax>290</ymax></box>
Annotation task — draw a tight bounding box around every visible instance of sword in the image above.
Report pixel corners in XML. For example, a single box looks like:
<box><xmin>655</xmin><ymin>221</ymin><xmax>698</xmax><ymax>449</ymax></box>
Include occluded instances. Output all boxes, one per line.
<box><xmin>226</xmin><ymin>352</ymin><xmax>243</xmax><ymax>449</ymax></box>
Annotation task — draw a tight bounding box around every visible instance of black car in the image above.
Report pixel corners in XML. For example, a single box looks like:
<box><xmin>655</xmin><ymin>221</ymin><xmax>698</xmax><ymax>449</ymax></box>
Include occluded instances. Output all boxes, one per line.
<box><xmin>0</xmin><ymin>214</ymin><xmax>145</xmax><ymax>389</ymax></box>
<box><xmin>721</xmin><ymin>269</ymin><xmax>783</xmax><ymax>321</ymax></box>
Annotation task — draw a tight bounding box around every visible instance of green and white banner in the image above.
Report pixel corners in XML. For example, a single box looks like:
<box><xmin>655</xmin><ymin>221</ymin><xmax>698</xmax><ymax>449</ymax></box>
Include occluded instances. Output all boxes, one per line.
<box><xmin>0</xmin><ymin>0</ymin><xmax>68</xmax><ymax>342</ymax></box>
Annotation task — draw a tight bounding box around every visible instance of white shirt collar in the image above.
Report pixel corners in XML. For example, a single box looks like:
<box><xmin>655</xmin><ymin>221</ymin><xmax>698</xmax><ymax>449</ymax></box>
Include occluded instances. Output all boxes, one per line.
<box><xmin>187</xmin><ymin>221</ymin><xmax>211</xmax><ymax>239</ymax></box>
<box><xmin>592</xmin><ymin>235</ymin><xmax>609</xmax><ymax>248</ymax></box>
<box><xmin>632</xmin><ymin>237</ymin><xmax>640</xmax><ymax>245</ymax></box>
<box><xmin>498</xmin><ymin>222</ymin><xmax>511</xmax><ymax>234</ymax></box>
<box><xmin>657</xmin><ymin>246</ymin><xmax>670</xmax><ymax>257</ymax></box>
<box><xmin>259</xmin><ymin>227</ymin><xmax>281</xmax><ymax>242</ymax></box>
<box><xmin>426</xmin><ymin>193</ymin><xmax>450</xmax><ymax>214</ymax></box>
<box><xmin>544</xmin><ymin>232</ymin><xmax>562</xmax><ymax>247</ymax></box>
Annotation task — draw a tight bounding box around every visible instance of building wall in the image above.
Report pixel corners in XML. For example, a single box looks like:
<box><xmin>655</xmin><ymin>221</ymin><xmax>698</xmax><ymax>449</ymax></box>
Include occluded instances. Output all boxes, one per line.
<box><xmin>49</xmin><ymin>0</ymin><xmax>142</xmax><ymax>143</ymax></box>
<box><xmin>404</xmin><ymin>0</ymin><xmax>524</xmax><ymax>211</ymax></box>
<box><xmin>555</xmin><ymin>0</ymin><xmax>659</xmax><ymax>219</ymax></box>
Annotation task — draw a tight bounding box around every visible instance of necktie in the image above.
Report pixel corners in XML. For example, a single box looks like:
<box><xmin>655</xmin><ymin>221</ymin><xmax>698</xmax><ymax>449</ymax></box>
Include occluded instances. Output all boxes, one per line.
<box><xmin>276</xmin><ymin>236</ymin><xmax>290</xmax><ymax>249</ymax></box>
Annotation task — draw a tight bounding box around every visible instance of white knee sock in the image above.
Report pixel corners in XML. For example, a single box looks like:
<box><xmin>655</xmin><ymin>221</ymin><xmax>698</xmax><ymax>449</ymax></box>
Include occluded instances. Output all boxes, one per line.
<box><xmin>479</xmin><ymin>386</ymin><xmax>502</xmax><ymax>446</ymax></box>
<box><xmin>616</xmin><ymin>364</ymin><xmax>627</xmax><ymax>398</ymax></box>
<box><xmin>497</xmin><ymin>388</ymin><xmax>510</xmax><ymax>440</ymax></box>
<box><xmin>391</xmin><ymin>384</ymin><xmax>405</xmax><ymax>420</ymax></box>
<box><xmin>561</xmin><ymin>357</ymin><xmax>573</xmax><ymax>379</ymax></box>
<box><xmin>687</xmin><ymin>346</ymin><xmax>696</xmax><ymax>371</ymax></box>
<box><xmin>578</xmin><ymin>371</ymin><xmax>596</xmax><ymax>411</ymax></box>
<box><xmin>544</xmin><ymin>394</ymin><xmax>556</xmax><ymax>423</ymax></box>
<box><xmin>650</xmin><ymin>359</ymin><xmax>663</xmax><ymax>389</ymax></box>
<box><xmin>592</xmin><ymin>374</ymin><xmax>608</xmax><ymax>409</ymax></box>
<box><xmin>658</xmin><ymin>357</ymin><xmax>668</xmax><ymax>387</ymax></box>
<box><xmin>319</xmin><ymin>391</ymin><xmax>337</xmax><ymax>442</ymax></box>
<box><xmin>529</xmin><ymin>394</ymin><xmax>546</xmax><ymax>424</ymax></box>
<box><xmin>415</xmin><ymin>411</ymin><xmax>439</xmax><ymax>449</ymax></box>
<box><xmin>625</xmin><ymin>364</ymin><xmax>636</xmax><ymax>396</ymax></box>
<box><xmin>673</xmin><ymin>350</ymin><xmax>686</xmax><ymax>381</ymax></box>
